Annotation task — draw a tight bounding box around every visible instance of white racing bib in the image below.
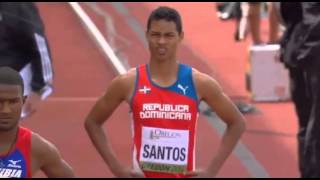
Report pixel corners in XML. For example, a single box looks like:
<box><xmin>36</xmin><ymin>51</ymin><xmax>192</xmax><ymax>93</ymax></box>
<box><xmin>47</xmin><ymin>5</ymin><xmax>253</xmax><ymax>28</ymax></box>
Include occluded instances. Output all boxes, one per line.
<box><xmin>139</xmin><ymin>127</ymin><xmax>189</xmax><ymax>174</ymax></box>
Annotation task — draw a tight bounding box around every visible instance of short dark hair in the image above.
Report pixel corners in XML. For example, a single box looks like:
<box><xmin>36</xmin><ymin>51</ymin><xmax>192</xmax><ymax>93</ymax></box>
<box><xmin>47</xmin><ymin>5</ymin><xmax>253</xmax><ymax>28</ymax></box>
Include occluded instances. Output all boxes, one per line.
<box><xmin>0</xmin><ymin>67</ymin><xmax>24</xmax><ymax>95</ymax></box>
<box><xmin>147</xmin><ymin>6</ymin><xmax>183</xmax><ymax>34</ymax></box>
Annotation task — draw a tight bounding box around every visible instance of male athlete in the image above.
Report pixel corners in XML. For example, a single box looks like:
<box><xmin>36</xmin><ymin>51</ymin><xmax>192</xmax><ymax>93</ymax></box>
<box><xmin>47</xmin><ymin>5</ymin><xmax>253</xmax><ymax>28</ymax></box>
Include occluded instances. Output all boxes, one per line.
<box><xmin>0</xmin><ymin>67</ymin><xmax>74</xmax><ymax>178</ymax></box>
<box><xmin>85</xmin><ymin>6</ymin><xmax>246</xmax><ymax>178</ymax></box>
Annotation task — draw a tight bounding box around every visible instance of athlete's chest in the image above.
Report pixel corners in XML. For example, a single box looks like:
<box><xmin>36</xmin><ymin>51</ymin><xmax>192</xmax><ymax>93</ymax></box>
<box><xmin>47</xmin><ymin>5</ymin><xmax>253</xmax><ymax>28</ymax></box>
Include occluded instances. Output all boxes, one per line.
<box><xmin>132</xmin><ymin>86</ymin><xmax>198</xmax><ymax>121</ymax></box>
<box><xmin>0</xmin><ymin>149</ymin><xmax>28</xmax><ymax>178</ymax></box>
<box><xmin>132</xmin><ymin>64</ymin><xmax>199</xmax><ymax>122</ymax></box>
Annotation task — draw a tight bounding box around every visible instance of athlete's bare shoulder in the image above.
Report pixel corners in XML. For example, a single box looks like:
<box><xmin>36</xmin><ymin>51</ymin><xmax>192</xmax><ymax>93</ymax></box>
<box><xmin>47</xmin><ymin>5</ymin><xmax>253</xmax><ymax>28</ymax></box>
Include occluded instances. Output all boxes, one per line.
<box><xmin>191</xmin><ymin>68</ymin><xmax>218</xmax><ymax>83</ymax></box>
<box><xmin>110</xmin><ymin>67</ymin><xmax>135</xmax><ymax>84</ymax></box>
<box><xmin>107</xmin><ymin>68</ymin><xmax>137</xmax><ymax>102</ymax></box>
<box><xmin>31</xmin><ymin>132</ymin><xmax>74</xmax><ymax>177</ymax></box>
<box><xmin>30</xmin><ymin>132</ymin><xmax>56</xmax><ymax>173</ymax></box>
<box><xmin>31</xmin><ymin>132</ymin><xmax>57</xmax><ymax>165</ymax></box>
<box><xmin>119</xmin><ymin>68</ymin><xmax>136</xmax><ymax>84</ymax></box>
<box><xmin>31</xmin><ymin>132</ymin><xmax>50</xmax><ymax>152</ymax></box>
<box><xmin>191</xmin><ymin>68</ymin><xmax>223</xmax><ymax>101</ymax></box>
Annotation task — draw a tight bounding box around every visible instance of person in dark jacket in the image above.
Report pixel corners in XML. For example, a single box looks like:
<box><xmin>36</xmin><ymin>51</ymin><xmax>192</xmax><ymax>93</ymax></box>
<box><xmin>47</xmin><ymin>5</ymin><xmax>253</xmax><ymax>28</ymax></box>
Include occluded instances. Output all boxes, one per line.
<box><xmin>0</xmin><ymin>2</ymin><xmax>53</xmax><ymax>119</ymax></box>
<box><xmin>279</xmin><ymin>2</ymin><xmax>320</xmax><ymax>178</ymax></box>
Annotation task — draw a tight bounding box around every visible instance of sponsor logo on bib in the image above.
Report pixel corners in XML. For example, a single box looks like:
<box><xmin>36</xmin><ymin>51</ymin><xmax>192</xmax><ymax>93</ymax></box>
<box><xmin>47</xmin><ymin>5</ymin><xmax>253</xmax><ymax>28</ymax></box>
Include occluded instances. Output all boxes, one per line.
<box><xmin>140</xmin><ymin>127</ymin><xmax>189</xmax><ymax>174</ymax></box>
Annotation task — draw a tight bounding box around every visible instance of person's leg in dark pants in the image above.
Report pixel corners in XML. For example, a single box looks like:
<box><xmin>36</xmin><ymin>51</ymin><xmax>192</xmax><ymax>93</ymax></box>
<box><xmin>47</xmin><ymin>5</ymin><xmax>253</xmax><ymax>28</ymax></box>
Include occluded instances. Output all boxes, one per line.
<box><xmin>289</xmin><ymin>67</ymin><xmax>312</xmax><ymax>177</ymax></box>
<box><xmin>248</xmin><ymin>2</ymin><xmax>262</xmax><ymax>44</ymax></box>
<box><xmin>303</xmin><ymin>61</ymin><xmax>320</xmax><ymax>177</ymax></box>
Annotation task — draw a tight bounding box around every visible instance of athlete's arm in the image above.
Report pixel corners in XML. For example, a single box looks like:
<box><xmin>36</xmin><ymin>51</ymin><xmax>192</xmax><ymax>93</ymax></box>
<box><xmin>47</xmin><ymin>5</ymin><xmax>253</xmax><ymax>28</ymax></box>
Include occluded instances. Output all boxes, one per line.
<box><xmin>84</xmin><ymin>69</ymin><xmax>142</xmax><ymax>178</ymax></box>
<box><xmin>31</xmin><ymin>133</ymin><xmax>75</xmax><ymax>178</ymax></box>
<box><xmin>190</xmin><ymin>70</ymin><xmax>246</xmax><ymax>177</ymax></box>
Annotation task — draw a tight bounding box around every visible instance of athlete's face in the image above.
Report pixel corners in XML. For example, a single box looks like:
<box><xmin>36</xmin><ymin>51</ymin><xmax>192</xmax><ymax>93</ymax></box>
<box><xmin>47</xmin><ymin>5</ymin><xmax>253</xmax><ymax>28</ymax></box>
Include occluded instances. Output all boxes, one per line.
<box><xmin>0</xmin><ymin>84</ymin><xmax>25</xmax><ymax>131</ymax></box>
<box><xmin>146</xmin><ymin>19</ymin><xmax>184</xmax><ymax>61</ymax></box>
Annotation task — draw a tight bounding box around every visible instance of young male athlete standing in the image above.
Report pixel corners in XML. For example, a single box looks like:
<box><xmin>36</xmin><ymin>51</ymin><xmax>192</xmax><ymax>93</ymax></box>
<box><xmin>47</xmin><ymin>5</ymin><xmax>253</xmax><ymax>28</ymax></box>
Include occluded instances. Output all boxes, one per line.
<box><xmin>0</xmin><ymin>67</ymin><xmax>74</xmax><ymax>178</ymax></box>
<box><xmin>85</xmin><ymin>6</ymin><xmax>246</xmax><ymax>178</ymax></box>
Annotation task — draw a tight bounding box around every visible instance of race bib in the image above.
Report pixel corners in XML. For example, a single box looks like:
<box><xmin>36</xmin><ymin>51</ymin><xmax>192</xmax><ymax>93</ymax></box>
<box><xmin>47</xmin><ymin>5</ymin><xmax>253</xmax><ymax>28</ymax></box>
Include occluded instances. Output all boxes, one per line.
<box><xmin>139</xmin><ymin>127</ymin><xmax>189</xmax><ymax>174</ymax></box>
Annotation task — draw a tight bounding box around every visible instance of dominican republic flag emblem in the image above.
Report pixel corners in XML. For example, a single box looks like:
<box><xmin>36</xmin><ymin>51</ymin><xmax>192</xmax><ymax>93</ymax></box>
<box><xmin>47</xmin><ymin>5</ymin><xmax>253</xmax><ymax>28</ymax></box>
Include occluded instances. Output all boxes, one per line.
<box><xmin>139</xmin><ymin>86</ymin><xmax>151</xmax><ymax>94</ymax></box>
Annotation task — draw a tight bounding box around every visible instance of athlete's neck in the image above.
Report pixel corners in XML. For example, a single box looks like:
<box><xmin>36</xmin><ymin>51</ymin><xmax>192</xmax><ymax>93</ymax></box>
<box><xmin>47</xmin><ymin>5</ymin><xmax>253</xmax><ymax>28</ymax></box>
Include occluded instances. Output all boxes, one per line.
<box><xmin>0</xmin><ymin>126</ymin><xmax>18</xmax><ymax>145</ymax></box>
<box><xmin>149</xmin><ymin>60</ymin><xmax>179</xmax><ymax>87</ymax></box>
